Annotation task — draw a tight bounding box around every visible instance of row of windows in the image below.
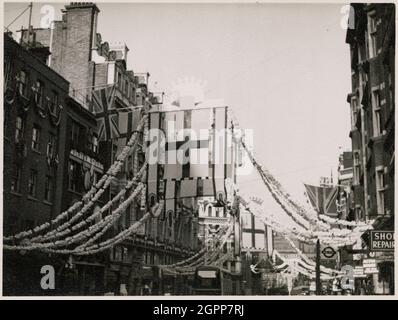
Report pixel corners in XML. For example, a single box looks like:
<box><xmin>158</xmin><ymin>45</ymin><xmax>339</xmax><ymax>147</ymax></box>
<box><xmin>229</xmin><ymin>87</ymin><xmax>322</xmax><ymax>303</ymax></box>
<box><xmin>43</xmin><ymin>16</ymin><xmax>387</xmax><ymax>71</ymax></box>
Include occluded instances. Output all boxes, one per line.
<box><xmin>114</xmin><ymin>69</ymin><xmax>145</xmax><ymax>104</ymax></box>
<box><xmin>10</xmin><ymin>161</ymin><xmax>101</xmax><ymax>201</ymax></box>
<box><xmin>70</xmin><ymin>120</ymin><xmax>99</xmax><ymax>153</ymax></box>
<box><xmin>11</xmin><ymin>166</ymin><xmax>53</xmax><ymax>202</ymax></box>
<box><xmin>15</xmin><ymin>116</ymin><xmax>57</xmax><ymax>157</ymax></box>
<box><xmin>17</xmin><ymin>70</ymin><xmax>59</xmax><ymax>111</ymax></box>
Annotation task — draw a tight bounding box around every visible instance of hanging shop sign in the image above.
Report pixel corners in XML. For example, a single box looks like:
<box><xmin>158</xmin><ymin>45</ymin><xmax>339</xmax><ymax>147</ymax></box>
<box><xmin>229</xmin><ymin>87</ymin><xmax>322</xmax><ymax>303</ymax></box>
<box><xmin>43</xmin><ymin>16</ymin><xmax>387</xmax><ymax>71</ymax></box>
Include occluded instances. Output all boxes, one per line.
<box><xmin>369</xmin><ymin>231</ymin><xmax>394</xmax><ymax>252</ymax></box>
<box><xmin>70</xmin><ymin>149</ymin><xmax>104</xmax><ymax>170</ymax></box>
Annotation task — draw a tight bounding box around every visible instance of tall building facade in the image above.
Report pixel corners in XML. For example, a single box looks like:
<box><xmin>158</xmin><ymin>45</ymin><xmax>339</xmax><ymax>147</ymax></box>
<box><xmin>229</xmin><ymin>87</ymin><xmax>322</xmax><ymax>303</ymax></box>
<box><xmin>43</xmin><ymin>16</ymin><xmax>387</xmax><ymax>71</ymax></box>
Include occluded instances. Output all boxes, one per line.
<box><xmin>3</xmin><ymin>32</ymin><xmax>107</xmax><ymax>295</ymax></box>
<box><xmin>5</xmin><ymin>2</ymin><xmax>198</xmax><ymax>295</ymax></box>
<box><xmin>346</xmin><ymin>3</ymin><xmax>395</xmax><ymax>294</ymax></box>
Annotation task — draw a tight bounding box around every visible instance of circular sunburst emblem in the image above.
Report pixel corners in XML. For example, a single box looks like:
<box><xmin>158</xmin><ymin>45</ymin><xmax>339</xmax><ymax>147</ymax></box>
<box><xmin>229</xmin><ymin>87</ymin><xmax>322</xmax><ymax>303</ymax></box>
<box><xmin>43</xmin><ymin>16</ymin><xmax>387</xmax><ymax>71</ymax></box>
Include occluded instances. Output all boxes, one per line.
<box><xmin>165</xmin><ymin>76</ymin><xmax>208</xmax><ymax>108</ymax></box>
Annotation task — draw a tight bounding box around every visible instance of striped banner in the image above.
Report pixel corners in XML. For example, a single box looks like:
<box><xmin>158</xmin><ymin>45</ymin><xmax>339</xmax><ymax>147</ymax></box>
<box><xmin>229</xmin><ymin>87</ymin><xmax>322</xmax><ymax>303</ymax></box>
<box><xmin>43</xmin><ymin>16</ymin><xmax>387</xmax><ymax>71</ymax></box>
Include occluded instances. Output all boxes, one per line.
<box><xmin>147</xmin><ymin>105</ymin><xmax>235</xmax><ymax>242</ymax></box>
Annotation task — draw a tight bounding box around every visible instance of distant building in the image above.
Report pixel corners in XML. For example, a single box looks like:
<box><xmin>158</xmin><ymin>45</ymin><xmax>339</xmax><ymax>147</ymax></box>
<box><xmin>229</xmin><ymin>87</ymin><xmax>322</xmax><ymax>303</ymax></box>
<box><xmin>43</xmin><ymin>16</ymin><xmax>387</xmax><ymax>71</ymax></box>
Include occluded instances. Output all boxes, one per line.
<box><xmin>346</xmin><ymin>3</ymin><xmax>395</xmax><ymax>294</ymax></box>
<box><xmin>337</xmin><ymin>151</ymin><xmax>354</xmax><ymax>221</ymax></box>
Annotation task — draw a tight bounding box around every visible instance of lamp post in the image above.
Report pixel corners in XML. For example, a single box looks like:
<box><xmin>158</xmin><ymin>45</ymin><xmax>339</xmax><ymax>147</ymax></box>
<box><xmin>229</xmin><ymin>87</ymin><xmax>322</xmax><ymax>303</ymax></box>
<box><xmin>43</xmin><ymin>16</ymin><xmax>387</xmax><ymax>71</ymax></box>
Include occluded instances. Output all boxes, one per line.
<box><xmin>315</xmin><ymin>239</ymin><xmax>321</xmax><ymax>295</ymax></box>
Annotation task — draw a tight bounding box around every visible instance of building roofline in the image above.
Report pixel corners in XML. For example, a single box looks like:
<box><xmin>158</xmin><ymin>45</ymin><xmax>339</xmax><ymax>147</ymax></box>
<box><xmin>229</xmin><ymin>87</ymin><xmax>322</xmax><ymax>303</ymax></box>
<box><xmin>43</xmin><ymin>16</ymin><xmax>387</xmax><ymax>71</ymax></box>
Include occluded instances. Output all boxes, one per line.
<box><xmin>65</xmin><ymin>96</ymin><xmax>97</xmax><ymax>124</ymax></box>
<box><xmin>4</xmin><ymin>32</ymin><xmax>70</xmax><ymax>89</ymax></box>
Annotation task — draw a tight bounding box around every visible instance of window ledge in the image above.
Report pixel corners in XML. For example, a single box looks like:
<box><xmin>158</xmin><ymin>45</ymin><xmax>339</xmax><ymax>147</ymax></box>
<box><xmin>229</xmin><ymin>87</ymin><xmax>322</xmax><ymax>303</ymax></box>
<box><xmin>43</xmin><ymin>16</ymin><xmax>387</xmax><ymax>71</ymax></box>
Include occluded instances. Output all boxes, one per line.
<box><xmin>68</xmin><ymin>189</ymin><xmax>83</xmax><ymax>196</ymax></box>
<box><xmin>27</xmin><ymin>195</ymin><xmax>39</xmax><ymax>202</ymax></box>
<box><xmin>9</xmin><ymin>191</ymin><xmax>22</xmax><ymax>197</ymax></box>
<box><xmin>32</xmin><ymin>149</ymin><xmax>42</xmax><ymax>155</ymax></box>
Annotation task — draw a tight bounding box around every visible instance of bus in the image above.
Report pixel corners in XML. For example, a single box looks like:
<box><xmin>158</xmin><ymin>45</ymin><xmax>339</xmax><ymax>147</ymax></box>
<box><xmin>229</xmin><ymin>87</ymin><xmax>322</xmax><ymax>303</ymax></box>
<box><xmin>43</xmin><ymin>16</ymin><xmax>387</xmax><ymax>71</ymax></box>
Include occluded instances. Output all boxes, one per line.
<box><xmin>192</xmin><ymin>266</ymin><xmax>234</xmax><ymax>295</ymax></box>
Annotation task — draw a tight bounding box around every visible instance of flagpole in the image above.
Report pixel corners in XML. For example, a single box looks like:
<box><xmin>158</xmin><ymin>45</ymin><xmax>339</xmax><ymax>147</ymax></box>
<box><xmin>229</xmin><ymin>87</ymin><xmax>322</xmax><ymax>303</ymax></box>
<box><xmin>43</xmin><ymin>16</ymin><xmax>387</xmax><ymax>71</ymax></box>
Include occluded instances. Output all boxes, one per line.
<box><xmin>27</xmin><ymin>2</ymin><xmax>33</xmax><ymax>45</ymax></box>
<box><xmin>316</xmin><ymin>238</ymin><xmax>321</xmax><ymax>295</ymax></box>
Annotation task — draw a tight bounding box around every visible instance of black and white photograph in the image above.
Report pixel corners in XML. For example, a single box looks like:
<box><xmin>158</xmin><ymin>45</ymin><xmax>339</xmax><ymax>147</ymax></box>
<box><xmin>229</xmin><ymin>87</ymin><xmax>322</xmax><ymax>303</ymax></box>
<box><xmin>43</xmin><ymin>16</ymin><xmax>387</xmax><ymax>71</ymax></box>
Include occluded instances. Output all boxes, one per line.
<box><xmin>1</xmin><ymin>1</ymin><xmax>395</xmax><ymax>298</ymax></box>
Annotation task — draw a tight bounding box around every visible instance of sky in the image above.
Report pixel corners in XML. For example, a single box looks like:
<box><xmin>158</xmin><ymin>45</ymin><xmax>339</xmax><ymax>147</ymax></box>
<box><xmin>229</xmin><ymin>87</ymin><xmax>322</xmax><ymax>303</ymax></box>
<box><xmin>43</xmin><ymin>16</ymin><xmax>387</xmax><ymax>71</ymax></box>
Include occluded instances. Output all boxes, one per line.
<box><xmin>4</xmin><ymin>2</ymin><xmax>352</xmax><ymax>207</ymax></box>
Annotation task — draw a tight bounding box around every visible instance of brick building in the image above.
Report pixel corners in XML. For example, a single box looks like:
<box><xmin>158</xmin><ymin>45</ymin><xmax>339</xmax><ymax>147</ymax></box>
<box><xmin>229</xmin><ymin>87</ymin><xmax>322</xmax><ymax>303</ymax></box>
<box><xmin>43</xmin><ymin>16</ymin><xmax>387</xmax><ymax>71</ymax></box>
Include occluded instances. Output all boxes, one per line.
<box><xmin>3</xmin><ymin>32</ymin><xmax>109</xmax><ymax>295</ymax></box>
<box><xmin>3</xmin><ymin>33</ymin><xmax>68</xmax><ymax>236</ymax></box>
<box><xmin>17</xmin><ymin>2</ymin><xmax>197</xmax><ymax>295</ymax></box>
<box><xmin>346</xmin><ymin>3</ymin><xmax>394</xmax><ymax>294</ymax></box>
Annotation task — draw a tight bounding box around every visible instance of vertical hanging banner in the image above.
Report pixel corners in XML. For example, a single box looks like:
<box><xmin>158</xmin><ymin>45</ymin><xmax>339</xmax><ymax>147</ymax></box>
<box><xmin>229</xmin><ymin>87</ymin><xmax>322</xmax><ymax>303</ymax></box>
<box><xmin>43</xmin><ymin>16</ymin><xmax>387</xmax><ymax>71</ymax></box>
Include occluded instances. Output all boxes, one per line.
<box><xmin>147</xmin><ymin>105</ymin><xmax>235</xmax><ymax>200</ymax></box>
<box><xmin>146</xmin><ymin>104</ymin><xmax>237</xmax><ymax>245</ymax></box>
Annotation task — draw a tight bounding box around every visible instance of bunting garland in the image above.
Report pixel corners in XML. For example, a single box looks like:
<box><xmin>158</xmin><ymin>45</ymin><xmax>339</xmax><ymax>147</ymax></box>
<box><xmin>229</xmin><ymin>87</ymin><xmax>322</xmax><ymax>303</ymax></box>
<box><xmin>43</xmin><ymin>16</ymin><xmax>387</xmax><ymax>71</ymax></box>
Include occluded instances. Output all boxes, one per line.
<box><xmin>3</xmin><ymin>115</ymin><xmax>148</xmax><ymax>243</ymax></box>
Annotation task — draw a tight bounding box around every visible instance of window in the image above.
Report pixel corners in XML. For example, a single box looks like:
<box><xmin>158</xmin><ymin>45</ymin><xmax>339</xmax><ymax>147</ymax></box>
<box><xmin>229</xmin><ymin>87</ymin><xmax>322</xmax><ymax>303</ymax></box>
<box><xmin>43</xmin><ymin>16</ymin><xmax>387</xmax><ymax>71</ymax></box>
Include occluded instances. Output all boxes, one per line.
<box><xmin>131</xmin><ymin>86</ymin><xmax>136</xmax><ymax>103</ymax></box>
<box><xmin>124</xmin><ymin>79</ymin><xmax>129</xmax><ymax>95</ymax></box>
<box><xmin>367</xmin><ymin>12</ymin><xmax>377</xmax><ymax>58</ymax></box>
<box><xmin>388</xmin><ymin>72</ymin><xmax>393</xmax><ymax>111</ymax></box>
<box><xmin>50</xmin><ymin>90</ymin><xmax>58</xmax><ymax>114</ymax></box>
<box><xmin>351</xmin><ymin>96</ymin><xmax>358</xmax><ymax>128</ymax></box>
<box><xmin>28</xmin><ymin>169</ymin><xmax>38</xmax><ymax>198</ymax></box>
<box><xmin>47</xmin><ymin>133</ymin><xmax>56</xmax><ymax>158</ymax></box>
<box><xmin>32</xmin><ymin>125</ymin><xmax>41</xmax><ymax>151</ymax></box>
<box><xmin>10</xmin><ymin>165</ymin><xmax>22</xmax><ymax>193</ymax></box>
<box><xmin>35</xmin><ymin>80</ymin><xmax>44</xmax><ymax>107</ymax></box>
<box><xmin>92</xmin><ymin>171</ymin><xmax>98</xmax><ymax>186</ymax></box>
<box><xmin>68</xmin><ymin>160</ymin><xmax>80</xmax><ymax>192</ymax></box>
<box><xmin>376</xmin><ymin>167</ymin><xmax>385</xmax><ymax>215</ymax></box>
<box><xmin>15</xmin><ymin>116</ymin><xmax>25</xmax><ymax>143</ymax></box>
<box><xmin>353</xmin><ymin>151</ymin><xmax>361</xmax><ymax>185</ymax></box>
<box><xmin>44</xmin><ymin>175</ymin><xmax>52</xmax><ymax>202</ymax></box>
<box><xmin>18</xmin><ymin>70</ymin><xmax>29</xmax><ymax>97</ymax></box>
<box><xmin>92</xmin><ymin>134</ymin><xmax>98</xmax><ymax>153</ymax></box>
<box><xmin>372</xmin><ymin>89</ymin><xmax>382</xmax><ymax>137</ymax></box>
<box><xmin>71</xmin><ymin>120</ymin><xmax>80</xmax><ymax>142</ymax></box>
<box><xmin>117</xmin><ymin>72</ymin><xmax>122</xmax><ymax>88</ymax></box>
<box><xmin>359</xmin><ymin>69</ymin><xmax>368</xmax><ymax>100</ymax></box>
<box><xmin>112</xmin><ymin>144</ymin><xmax>118</xmax><ymax>163</ymax></box>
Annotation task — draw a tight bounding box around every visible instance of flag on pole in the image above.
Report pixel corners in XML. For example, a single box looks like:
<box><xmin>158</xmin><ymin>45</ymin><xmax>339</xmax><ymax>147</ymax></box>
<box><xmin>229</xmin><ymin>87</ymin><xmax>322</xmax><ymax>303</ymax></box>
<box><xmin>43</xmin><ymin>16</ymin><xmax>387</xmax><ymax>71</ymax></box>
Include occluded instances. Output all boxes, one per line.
<box><xmin>304</xmin><ymin>184</ymin><xmax>338</xmax><ymax>216</ymax></box>
<box><xmin>91</xmin><ymin>85</ymin><xmax>118</xmax><ymax>141</ymax></box>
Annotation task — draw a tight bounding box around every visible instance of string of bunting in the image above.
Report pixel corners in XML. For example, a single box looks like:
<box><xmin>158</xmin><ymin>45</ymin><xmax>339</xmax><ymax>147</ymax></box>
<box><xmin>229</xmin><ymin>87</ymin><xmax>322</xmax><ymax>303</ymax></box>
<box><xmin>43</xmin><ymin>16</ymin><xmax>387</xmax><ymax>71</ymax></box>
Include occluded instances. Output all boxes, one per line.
<box><xmin>3</xmin><ymin>115</ymin><xmax>148</xmax><ymax>243</ymax></box>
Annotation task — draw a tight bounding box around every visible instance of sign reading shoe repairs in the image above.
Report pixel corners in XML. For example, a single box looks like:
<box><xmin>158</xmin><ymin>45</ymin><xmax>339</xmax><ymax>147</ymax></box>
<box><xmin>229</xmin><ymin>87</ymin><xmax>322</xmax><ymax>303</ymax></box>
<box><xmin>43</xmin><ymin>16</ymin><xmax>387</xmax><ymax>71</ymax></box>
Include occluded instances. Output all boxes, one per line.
<box><xmin>370</xmin><ymin>231</ymin><xmax>394</xmax><ymax>252</ymax></box>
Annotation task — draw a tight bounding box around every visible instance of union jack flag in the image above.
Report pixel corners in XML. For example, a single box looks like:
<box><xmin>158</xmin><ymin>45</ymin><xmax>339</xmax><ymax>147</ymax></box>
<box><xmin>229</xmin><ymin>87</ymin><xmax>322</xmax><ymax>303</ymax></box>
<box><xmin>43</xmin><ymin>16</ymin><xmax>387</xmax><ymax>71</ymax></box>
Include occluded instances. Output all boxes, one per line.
<box><xmin>91</xmin><ymin>85</ymin><xmax>119</xmax><ymax>141</ymax></box>
<box><xmin>304</xmin><ymin>184</ymin><xmax>338</xmax><ymax>216</ymax></box>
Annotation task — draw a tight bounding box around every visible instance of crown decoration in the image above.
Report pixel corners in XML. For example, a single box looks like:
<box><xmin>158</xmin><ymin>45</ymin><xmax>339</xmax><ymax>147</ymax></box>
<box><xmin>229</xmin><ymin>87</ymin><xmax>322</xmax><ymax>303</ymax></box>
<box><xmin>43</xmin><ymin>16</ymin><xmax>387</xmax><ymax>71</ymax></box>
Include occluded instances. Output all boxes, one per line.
<box><xmin>168</xmin><ymin>76</ymin><xmax>208</xmax><ymax>107</ymax></box>
<box><xmin>249</xmin><ymin>196</ymin><xmax>264</xmax><ymax>206</ymax></box>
